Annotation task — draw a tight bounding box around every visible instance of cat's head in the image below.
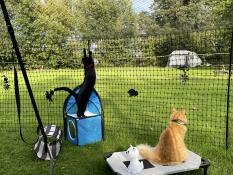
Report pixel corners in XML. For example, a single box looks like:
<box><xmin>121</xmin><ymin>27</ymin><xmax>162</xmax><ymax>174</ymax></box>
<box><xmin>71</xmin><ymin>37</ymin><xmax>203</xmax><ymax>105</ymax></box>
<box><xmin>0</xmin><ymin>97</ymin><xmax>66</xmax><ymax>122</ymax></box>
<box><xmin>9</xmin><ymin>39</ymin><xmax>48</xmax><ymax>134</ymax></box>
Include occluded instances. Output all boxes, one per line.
<box><xmin>170</xmin><ymin>108</ymin><xmax>187</xmax><ymax>124</ymax></box>
<box><xmin>126</xmin><ymin>145</ymin><xmax>140</xmax><ymax>159</ymax></box>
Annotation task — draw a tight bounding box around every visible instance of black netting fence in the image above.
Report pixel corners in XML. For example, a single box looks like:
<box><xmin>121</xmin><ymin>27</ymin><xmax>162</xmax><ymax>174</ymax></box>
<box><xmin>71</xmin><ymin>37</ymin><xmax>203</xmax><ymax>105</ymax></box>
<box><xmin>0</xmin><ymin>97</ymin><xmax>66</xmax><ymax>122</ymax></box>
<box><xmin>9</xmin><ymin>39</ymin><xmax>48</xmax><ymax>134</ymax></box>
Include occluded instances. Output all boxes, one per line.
<box><xmin>0</xmin><ymin>28</ymin><xmax>232</xmax><ymax>147</ymax></box>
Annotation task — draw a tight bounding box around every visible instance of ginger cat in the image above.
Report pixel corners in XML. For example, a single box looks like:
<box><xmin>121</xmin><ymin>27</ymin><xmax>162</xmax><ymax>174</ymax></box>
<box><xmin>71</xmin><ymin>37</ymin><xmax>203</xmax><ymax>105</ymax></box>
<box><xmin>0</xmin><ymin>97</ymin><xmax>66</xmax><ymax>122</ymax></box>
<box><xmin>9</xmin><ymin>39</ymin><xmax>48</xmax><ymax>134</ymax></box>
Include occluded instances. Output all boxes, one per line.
<box><xmin>137</xmin><ymin>108</ymin><xmax>188</xmax><ymax>165</ymax></box>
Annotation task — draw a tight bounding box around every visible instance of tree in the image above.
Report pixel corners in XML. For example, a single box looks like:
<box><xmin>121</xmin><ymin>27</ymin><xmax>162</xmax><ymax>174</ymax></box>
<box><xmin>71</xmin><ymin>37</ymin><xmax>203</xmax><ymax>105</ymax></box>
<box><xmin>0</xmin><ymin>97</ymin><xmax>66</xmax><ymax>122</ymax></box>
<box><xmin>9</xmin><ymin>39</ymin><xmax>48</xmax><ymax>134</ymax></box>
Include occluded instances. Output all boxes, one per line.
<box><xmin>210</xmin><ymin>0</ymin><xmax>233</xmax><ymax>28</ymax></box>
<box><xmin>74</xmin><ymin>0</ymin><xmax>137</xmax><ymax>39</ymax></box>
<box><xmin>136</xmin><ymin>11</ymin><xmax>160</xmax><ymax>36</ymax></box>
<box><xmin>2</xmin><ymin>0</ymin><xmax>79</xmax><ymax>67</ymax></box>
<box><xmin>151</xmin><ymin>0</ymin><xmax>214</xmax><ymax>32</ymax></box>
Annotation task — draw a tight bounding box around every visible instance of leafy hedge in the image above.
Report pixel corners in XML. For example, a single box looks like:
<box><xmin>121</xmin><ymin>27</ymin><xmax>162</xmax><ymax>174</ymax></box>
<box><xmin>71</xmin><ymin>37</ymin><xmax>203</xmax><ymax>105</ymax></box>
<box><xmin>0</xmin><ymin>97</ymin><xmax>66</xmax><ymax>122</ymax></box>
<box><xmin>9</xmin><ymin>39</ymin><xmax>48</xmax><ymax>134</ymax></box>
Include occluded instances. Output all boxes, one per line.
<box><xmin>0</xmin><ymin>29</ymin><xmax>232</xmax><ymax>69</ymax></box>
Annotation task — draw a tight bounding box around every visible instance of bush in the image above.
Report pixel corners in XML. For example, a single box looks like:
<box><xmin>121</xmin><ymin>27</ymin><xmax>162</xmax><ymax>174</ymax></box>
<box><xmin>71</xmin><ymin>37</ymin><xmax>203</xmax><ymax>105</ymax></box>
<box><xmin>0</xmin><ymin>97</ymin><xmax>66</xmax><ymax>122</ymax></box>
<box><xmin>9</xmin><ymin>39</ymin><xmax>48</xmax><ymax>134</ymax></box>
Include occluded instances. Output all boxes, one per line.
<box><xmin>0</xmin><ymin>29</ymin><xmax>231</xmax><ymax>68</ymax></box>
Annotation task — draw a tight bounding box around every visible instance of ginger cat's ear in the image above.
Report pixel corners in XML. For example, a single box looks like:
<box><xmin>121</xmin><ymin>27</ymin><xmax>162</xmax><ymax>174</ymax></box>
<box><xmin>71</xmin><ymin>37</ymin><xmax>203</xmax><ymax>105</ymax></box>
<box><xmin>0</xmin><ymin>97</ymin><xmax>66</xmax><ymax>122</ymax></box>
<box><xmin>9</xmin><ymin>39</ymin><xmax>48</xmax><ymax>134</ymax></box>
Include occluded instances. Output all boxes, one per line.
<box><xmin>172</xmin><ymin>107</ymin><xmax>177</xmax><ymax>113</ymax></box>
<box><xmin>181</xmin><ymin>109</ymin><xmax>186</xmax><ymax>115</ymax></box>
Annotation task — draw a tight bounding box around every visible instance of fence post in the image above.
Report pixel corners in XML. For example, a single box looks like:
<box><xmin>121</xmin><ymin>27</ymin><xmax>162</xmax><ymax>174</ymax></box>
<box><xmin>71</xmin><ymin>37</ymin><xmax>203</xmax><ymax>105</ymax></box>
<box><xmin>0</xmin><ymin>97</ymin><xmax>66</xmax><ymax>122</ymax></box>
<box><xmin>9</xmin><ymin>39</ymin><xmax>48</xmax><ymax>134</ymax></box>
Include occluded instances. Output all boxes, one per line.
<box><xmin>88</xmin><ymin>40</ymin><xmax>91</xmax><ymax>51</ymax></box>
<box><xmin>226</xmin><ymin>31</ymin><xmax>233</xmax><ymax>149</ymax></box>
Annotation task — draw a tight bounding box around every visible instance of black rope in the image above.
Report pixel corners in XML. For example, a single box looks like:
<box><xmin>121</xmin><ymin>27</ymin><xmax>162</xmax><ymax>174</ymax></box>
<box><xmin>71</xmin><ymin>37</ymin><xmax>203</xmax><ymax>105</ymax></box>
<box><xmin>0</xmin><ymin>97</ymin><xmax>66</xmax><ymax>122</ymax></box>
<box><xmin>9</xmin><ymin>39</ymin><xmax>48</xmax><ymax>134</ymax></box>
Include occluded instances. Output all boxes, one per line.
<box><xmin>54</xmin><ymin>87</ymin><xmax>77</xmax><ymax>98</ymax></box>
<box><xmin>14</xmin><ymin>66</ymin><xmax>27</xmax><ymax>143</ymax></box>
<box><xmin>0</xmin><ymin>0</ymin><xmax>48</xmax><ymax>152</ymax></box>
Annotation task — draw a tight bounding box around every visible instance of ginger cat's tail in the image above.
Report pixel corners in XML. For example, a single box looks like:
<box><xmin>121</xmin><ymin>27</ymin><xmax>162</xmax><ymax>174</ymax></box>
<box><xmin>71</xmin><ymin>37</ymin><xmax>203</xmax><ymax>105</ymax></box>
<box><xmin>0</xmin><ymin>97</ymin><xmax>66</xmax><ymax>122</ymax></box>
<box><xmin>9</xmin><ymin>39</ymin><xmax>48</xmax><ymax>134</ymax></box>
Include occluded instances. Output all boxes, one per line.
<box><xmin>137</xmin><ymin>144</ymin><xmax>159</xmax><ymax>163</ymax></box>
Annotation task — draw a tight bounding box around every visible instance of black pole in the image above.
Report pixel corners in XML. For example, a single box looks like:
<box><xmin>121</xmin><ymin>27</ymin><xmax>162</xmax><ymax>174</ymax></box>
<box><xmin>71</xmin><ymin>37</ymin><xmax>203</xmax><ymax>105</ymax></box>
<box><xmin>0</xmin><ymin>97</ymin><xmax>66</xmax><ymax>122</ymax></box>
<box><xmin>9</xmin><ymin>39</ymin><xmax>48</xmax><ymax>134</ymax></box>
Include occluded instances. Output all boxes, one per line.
<box><xmin>88</xmin><ymin>39</ymin><xmax>91</xmax><ymax>51</ymax></box>
<box><xmin>0</xmin><ymin>0</ymin><xmax>48</xmax><ymax>151</ymax></box>
<box><xmin>226</xmin><ymin>31</ymin><xmax>233</xmax><ymax>149</ymax></box>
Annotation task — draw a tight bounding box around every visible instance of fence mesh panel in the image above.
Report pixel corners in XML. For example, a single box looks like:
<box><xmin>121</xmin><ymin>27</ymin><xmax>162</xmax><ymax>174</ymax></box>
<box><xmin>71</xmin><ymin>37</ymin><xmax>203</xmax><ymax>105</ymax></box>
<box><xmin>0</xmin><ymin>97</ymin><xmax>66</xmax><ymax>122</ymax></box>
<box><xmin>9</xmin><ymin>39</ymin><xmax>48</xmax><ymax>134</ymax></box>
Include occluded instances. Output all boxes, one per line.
<box><xmin>0</xmin><ymin>29</ymin><xmax>232</xmax><ymax>146</ymax></box>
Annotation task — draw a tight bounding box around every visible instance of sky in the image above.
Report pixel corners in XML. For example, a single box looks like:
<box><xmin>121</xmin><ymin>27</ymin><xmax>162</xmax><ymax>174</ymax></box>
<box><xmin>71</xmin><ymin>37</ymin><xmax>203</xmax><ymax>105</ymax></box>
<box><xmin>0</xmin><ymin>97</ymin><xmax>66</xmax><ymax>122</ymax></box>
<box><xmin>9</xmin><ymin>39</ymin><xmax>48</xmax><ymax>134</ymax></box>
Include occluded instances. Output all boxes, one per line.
<box><xmin>132</xmin><ymin>0</ymin><xmax>153</xmax><ymax>13</ymax></box>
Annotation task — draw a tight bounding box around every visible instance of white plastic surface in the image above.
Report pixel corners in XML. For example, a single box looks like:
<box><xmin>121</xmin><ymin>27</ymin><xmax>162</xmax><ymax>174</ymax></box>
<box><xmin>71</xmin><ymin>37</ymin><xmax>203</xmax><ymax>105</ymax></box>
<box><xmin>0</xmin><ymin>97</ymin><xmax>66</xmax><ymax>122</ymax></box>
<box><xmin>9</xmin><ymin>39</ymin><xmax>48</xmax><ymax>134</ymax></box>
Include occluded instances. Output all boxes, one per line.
<box><xmin>67</xmin><ymin>111</ymin><xmax>96</xmax><ymax>118</ymax></box>
<box><xmin>106</xmin><ymin>150</ymin><xmax>202</xmax><ymax>175</ymax></box>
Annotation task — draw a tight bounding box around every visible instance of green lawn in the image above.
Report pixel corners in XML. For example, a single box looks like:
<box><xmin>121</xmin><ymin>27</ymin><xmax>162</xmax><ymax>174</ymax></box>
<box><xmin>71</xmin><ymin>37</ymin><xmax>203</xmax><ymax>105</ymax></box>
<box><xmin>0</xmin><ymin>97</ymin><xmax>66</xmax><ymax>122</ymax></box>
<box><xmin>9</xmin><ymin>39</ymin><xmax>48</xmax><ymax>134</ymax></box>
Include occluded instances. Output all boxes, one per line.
<box><xmin>0</xmin><ymin>67</ymin><xmax>232</xmax><ymax>174</ymax></box>
<box><xmin>0</xmin><ymin>131</ymin><xmax>233</xmax><ymax>175</ymax></box>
